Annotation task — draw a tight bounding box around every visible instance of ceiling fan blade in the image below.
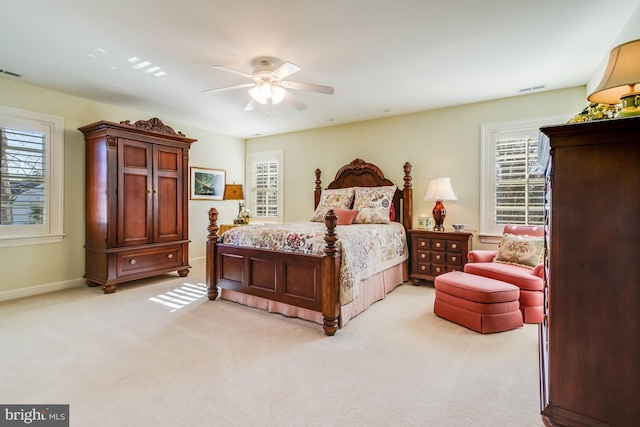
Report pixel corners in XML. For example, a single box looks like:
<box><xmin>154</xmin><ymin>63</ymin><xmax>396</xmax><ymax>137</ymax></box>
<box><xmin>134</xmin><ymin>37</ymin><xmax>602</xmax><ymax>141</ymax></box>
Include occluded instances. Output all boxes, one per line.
<box><xmin>284</xmin><ymin>90</ymin><xmax>307</xmax><ymax>111</ymax></box>
<box><xmin>202</xmin><ymin>82</ymin><xmax>255</xmax><ymax>94</ymax></box>
<box><xmin>280</xmin><ymin>80</ymin><xmax>334</xmax><ymax>95</ymax></box>
<box><xmin>244</xmin><ymin>98</ymin><xmax>257</xmax><ymax>111</ymax></box>
<box><xmin>211</xmin><ymin>65</ymin><xmax>254</xmax><ymax>79</ymax></box>
<box><xmin>271</xmin><ymin>62</ymin><xmax>301</xmax><ymax>80</ymax></box>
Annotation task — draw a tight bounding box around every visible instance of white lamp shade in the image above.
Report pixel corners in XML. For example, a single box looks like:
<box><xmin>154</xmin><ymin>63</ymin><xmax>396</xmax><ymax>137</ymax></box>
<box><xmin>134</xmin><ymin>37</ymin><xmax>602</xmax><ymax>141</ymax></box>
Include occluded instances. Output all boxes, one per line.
<box><xmin>424</xmin><ymin>177</ymin><xmax>457</xmax><ymax>201</ymax></box>
<box><xmin>588</xmin><ymin>39</ymin><xmax>640</xmax><ymax>104</ymax></box>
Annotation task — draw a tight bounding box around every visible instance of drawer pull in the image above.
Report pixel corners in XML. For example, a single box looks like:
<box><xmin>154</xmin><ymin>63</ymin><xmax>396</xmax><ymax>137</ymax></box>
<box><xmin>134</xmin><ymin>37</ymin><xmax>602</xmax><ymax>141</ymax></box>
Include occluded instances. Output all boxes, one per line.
<box><xmin>420</xmin><ymin>253</ymin><xmax>426</xmax><ymax>259</ymax></box>
<box><xmin>420</xmin><ymin>241</ymin><xmax>426</xmax><ymax>247</ymax></box>
<box><xmin>130</xmin><ymin>259</ymin><xmax>136</xmax><ymax>265</ymax></box>
<box><xmin>435</xmin><ymin>255</ymin><xmax>441</xmax><ymax>260</ymax></box>
<box><xmin>436</xmin><ymin>242</ymin><xmax>441</xmax><ymax>248</ymax></box>
<box><xmin>435</xmin><ymin>267</ymin><xmax>441</xmax><ymax>273</ymax></box>
<box><xmin>452</xmin><ymin>256</ymin><xmax>457</xmax><ymax>262</ymax></box>
<box><xmin>167</xmin><ymin>253</ymin><xmax>174</xmax><ymax>259</ymax></box>
<box><xmin>452</xmin><ymin>243</ymin><xmax>457</xmax><ymax>249</ymax></box>
<box><xmin>420</xmin><ymin>265</ymin><xmax>426</xmax><ymax>271</ymax></box>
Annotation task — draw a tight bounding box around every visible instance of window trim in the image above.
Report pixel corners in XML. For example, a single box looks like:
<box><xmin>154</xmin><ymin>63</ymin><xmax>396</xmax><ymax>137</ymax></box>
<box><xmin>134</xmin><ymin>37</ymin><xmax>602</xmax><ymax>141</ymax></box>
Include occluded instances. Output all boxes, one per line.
<box><xmin>480</xmin><ymin>114</ymin><xmax>570</xmax><ymax>244</ymax></box>
<box><xmin>245</xmin><ymin>149</ymin><xmax>283</xmax><ymax>223</ymax></box>
<box><xmin>0</xmin><ymin>105</ymin><xmax>64</xmax><ymax>247</ymax></box>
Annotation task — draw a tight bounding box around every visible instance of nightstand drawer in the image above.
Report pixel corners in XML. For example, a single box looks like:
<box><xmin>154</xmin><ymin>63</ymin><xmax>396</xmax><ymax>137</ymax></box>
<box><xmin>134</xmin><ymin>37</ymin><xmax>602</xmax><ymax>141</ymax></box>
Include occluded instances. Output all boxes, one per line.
<box><xmin>431</xmin><ymin>239</ymin><xmax>446</xmax><ymax>251</ymax></box>
<box><xmin>448</xmin><ymin>253</ymin><xmax>463</xmax><ymax>265</ymax></box>
<box><xmin>448</xmin><ymin>241</ymin><xmax>463</xmax><ymax>252</ymax></box>
<box><xmin>431</xmin><ymin>252</ymin><xmax>445</xmax><ymax>263</ymax></box>
<box><xmin>417</xmin><ymin>250</ymin><xmax>430</xmax><ymax>262</ymax></box>
<box><xmin>415</xmin><ymin>238</ymin><xmax>430</xmax><ymax>250</ymax></box>
<box><xmin>431</xmin><ymin>264</ymin><xmax>446</xmax><ymax>276</ymax></box>
<box><xmin>416</xmin><ymin>262</ymin><xmax>430</xmax><ymax>274</ymax></box>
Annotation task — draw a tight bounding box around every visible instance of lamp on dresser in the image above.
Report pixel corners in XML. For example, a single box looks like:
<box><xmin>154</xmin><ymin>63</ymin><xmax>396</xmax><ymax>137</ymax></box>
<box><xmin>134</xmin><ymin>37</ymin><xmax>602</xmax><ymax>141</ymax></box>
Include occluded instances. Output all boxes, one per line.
<box><xmin>424</xmin><ymin>177</ymin><xmax>457</xmax><ymax>232</ymax></box>
<box><xmin>588</xmin><ymin>38</ymin><xmax>640</xmax><ymax>117</ymax></box>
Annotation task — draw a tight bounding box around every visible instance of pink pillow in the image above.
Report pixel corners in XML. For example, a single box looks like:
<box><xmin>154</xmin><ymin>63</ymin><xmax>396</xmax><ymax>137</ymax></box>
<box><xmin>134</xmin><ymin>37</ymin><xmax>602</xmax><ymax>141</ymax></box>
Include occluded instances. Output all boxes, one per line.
<box><xmin>333</xmin><ymin>208</ymin><xmax>359</xmax><ymax>225</ymax></box>
<box><xmin>390</xmin><ymin>203</ymin><xmax>395</xmax><ymax>222</ymax></box>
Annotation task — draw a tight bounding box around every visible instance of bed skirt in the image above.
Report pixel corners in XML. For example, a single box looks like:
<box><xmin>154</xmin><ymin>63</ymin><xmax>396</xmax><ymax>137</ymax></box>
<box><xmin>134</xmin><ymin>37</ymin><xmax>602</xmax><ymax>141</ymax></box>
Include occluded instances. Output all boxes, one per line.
<box><xmin>220</xmin><ymin>261</ymin><xmax>409</xmax><ymax>327</ymax></box>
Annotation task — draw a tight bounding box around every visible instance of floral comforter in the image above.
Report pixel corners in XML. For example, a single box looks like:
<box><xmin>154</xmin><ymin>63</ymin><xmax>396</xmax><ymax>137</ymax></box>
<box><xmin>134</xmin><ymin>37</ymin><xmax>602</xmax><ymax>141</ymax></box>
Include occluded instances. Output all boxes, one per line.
<box><xmin>220</xmin><ymin>222</ymin><xmax>408</xmax><ymax>304</ymax></box>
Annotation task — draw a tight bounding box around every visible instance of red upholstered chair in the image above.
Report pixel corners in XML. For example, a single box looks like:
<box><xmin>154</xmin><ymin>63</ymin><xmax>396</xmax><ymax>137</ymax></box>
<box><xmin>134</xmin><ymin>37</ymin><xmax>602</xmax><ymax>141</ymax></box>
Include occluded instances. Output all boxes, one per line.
<box><xmin>464</xmin><ymin>225</ymin><xmax>545</xmax><ymax>323</ymax></box>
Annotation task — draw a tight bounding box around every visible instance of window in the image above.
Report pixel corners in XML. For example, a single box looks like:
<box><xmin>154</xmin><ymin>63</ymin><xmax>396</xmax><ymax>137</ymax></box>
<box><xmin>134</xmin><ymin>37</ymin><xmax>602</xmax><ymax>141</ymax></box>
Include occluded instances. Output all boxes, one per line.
<box><xmin>480</xmin><ymin>115</ymin><xmax>569</xmax><ymax>243</ymax></box>
<box><xmin>0</xmin><ymin>105</ymin><xmax>64</xmax><ymax>247</ymax></box>
<box><xmin>245</xmin><ymin>150</ymin><xmax>283</xmax><ymax>223</ymax></box>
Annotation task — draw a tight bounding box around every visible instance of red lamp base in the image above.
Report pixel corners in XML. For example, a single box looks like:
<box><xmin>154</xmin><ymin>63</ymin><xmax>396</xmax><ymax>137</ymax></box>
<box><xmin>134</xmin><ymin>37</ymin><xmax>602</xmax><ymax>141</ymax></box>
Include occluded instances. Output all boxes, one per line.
<box><xmin>432</xmin><ymin>200</ymin><xmax>447</xmax><ymax>231</ymax></box>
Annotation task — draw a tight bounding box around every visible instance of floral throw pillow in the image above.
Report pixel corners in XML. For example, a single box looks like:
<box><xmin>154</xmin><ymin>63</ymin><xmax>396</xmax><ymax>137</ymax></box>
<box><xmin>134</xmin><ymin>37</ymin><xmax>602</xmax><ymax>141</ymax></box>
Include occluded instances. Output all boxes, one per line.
<box><xmin>493</xmin><ymin>233</ymin><xmax>544</xmax><ymax>270</ymax></box>
<box><xmin>352</xmin><ymin>186</ymin><xmax>397</xmax><ymax>224</ymax></box>
<box><xmin>311</xmin><ymin>187</ymin><xmax>355</xmax><ymax>222</ymax></box>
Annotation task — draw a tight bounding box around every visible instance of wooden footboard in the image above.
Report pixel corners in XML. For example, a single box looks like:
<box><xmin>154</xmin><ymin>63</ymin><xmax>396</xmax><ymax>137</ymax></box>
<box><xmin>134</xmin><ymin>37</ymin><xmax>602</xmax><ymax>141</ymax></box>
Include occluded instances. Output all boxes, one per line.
<box><xmin>206</xmin><ymin>159</ymin><xmax>413</xmax><ymax>336</ymax></box>
<box><xmin>206</xmin><ymin>208</ymin><xmax>341</xmax><ymax>336</ymax></box>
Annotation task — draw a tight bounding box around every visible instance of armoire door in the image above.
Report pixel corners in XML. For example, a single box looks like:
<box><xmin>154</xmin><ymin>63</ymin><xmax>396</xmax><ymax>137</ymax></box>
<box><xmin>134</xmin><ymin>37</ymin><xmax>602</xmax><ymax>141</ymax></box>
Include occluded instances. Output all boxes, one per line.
<box><xmin>117</xmin><ymin>138</ymin><xmax>153</xmax><ymax>247</ymax></box>
<box><xmin>153</xmin><ymin>144</ymin><xmax>183</xmax><ymax>242</ymax></box>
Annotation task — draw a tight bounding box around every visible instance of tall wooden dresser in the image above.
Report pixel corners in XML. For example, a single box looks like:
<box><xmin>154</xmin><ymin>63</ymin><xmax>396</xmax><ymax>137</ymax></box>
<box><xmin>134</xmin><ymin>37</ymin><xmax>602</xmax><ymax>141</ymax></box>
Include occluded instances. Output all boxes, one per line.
<box><xmin>79</xmin><ymin>118</ymin><xmax>196</xmax><ymax>293</ymax></box>
<box><xmin>539</xmin><ymin>116</ymin><xmax>639</xmax><ymax>426</ymax></box>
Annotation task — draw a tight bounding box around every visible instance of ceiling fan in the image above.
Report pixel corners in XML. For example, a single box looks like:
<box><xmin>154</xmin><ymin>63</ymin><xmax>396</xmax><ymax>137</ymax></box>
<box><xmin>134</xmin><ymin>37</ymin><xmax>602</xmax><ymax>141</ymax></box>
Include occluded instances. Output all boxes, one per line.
<box><xmin>202</xmin><ymin>59</ymin><xmax>334</xmax><ymax>111</ymax></box>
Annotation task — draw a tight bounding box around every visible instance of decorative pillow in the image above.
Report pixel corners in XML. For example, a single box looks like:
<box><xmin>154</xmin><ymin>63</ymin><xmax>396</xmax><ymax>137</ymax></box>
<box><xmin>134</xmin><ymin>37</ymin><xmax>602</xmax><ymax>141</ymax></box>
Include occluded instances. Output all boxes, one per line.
<box><xmin>389</xmin><ymin>203</ymin><xmax>395</xmax><ymax>222</ymax></box>
<box><xmin>352</xmin><ymin>186</ymin><xmax>397</xmax><ymax>224</ymax></box>
<box><xmin>333</xmin><ymin>208</ymin><xmax>359</xmax><ymax>225</ymax></box>
<box><xmin>311</xmin><ymin>187</ymin><xmax>355</xmax><ymax>222</ymax></box>
<box><xmin>493</xmin><ymin>233</ymin><xmax>545</xmax><ymax>270</ymax></box>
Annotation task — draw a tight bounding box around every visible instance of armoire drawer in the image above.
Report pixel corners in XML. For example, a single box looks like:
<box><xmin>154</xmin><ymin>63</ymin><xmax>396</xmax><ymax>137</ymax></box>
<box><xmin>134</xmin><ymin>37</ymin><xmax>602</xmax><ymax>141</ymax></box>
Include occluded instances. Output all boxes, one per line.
<box><xmin>117</xmin><ymin>244</ymin><xmax>184</xmax><ymax>276</ymax></box>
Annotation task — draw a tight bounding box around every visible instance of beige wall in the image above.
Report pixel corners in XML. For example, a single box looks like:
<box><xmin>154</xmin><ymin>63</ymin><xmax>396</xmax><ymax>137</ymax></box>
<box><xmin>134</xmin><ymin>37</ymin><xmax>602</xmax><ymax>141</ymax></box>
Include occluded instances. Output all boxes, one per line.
<box><xmin>0</xmin><ymin>76</ymin><xmax>586</xmax><ymax>299</ymax></box>
<box><xmin>247</xmin><ymin>86</ymin><xmax>586</xmax><ymax>248</ymax></box>
<box><xmin>0</xmin><ymin>78</ymin><xmax>243</xmax><ymax>298</ymax></box>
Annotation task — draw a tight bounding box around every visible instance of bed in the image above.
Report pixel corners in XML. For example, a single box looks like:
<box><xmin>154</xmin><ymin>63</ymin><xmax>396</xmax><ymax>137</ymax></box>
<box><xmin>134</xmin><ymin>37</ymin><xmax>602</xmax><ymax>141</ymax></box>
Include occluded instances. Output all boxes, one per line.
<box><xmin>205</xmin><ymin>158</ymin><xmax>413</xmax><ymax>335</ymax></box>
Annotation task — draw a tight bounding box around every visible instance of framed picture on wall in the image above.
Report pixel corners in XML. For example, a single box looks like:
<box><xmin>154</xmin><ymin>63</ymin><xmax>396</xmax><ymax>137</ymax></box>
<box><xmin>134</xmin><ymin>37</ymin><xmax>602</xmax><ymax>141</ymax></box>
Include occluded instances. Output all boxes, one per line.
<box><xmin>190</xmin><ymin>167</ymin><xmax>225</xmax><ymax>200</ymax></box>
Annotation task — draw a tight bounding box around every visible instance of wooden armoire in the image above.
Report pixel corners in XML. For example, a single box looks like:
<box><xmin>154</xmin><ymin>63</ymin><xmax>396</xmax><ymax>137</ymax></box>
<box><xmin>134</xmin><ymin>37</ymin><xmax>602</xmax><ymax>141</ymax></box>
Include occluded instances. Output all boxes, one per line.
<box><xmin>79</xmin><ymin>118</ymin><xmax>196</xmax><ymax>293</ymax></box>
<box><xmin>538</xmin><ymin>116</ymin><xmax>639</xmax><ymax>426</ymax></box>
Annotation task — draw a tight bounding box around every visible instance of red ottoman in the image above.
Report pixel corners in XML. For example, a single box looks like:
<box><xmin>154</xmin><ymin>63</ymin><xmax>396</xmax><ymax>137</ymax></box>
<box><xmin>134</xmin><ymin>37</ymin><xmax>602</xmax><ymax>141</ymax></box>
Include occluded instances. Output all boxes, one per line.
<box><xmin>434</xmin><ymin>271</ymin><xmax>523</xmax><ymax>333</ymax></box>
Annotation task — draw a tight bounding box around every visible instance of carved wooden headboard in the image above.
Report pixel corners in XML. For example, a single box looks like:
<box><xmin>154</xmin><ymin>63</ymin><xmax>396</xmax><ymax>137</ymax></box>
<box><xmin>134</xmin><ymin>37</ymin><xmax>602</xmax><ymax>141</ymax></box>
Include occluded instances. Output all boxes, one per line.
<box><xmin>314</xmin><ymin>158</ymin><xmax>413</xmax><ymax>230</ymax></box>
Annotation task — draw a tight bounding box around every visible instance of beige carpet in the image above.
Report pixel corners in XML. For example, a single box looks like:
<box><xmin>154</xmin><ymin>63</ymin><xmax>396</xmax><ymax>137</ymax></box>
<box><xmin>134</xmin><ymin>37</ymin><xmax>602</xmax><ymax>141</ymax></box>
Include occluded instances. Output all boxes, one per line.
<box><xmin>0</xmin><ymin>258</ymin><xmax>543</xmax><ymax>426</ymax></box>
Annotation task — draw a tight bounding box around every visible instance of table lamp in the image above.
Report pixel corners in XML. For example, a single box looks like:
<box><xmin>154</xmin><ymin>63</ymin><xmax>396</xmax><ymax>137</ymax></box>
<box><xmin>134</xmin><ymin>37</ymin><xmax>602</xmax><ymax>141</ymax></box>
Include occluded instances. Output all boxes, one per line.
<box><xmin>223</xmin><ymin>183</ymin><xmax>244</xmax><ymax>216</ymax></box>
<box><xmin>588</xmin><ymin>39</ymin><xmax>640</xmax><ymax>117</ymax></box>
<box><xmin>424</xmin><ymin>177</ymin><xmax>457</xmax><ymax>231</ymax></box>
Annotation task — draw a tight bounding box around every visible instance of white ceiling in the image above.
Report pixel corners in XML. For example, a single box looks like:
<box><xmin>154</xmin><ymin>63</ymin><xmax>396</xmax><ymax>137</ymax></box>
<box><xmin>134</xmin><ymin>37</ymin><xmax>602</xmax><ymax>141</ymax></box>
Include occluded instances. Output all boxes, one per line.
<box><xmin>1</xmin><ymin>0</ymin><xmax>639</xmax><ymax>138</ymax></box>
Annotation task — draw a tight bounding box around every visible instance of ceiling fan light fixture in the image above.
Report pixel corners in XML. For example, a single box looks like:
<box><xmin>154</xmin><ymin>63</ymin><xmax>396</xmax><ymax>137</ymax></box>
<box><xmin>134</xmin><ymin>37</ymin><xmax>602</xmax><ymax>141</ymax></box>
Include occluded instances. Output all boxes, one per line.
<box><xmin>271</xmin><ymin>85</ymin><xmax>286</xmax><ymax>104</ymax></box>
<box><xmin>249</xmin><ymin>84</ymin><xmax>269</xmax><ymax>104</ymax></box>
<box><xmin>249</xmin><ymin>82</ymin><xmax>286</xmax><ymax>105</ymax></box>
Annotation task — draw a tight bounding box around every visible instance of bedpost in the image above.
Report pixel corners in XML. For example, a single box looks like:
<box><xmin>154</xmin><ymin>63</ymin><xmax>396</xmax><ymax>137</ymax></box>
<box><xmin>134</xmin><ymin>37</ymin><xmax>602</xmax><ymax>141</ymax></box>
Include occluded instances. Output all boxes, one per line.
<box><xmin>321</xmin><ymin>209</ymin><xmax>340</xmax><ymax>336</ymax></box>
<box><xmin>402</xmin><ymin>162</ymin><xmax>413</xmax><ymax>231</ymax></box>
<box><xmin>314</xmin><ymin>168</ymin><xmax>322</xmax><ymax>209</ymax></box>
<box><xmin>206</xmin><ymin>208</ymin><xmax>220</xmax><ymax>301</ymax></box>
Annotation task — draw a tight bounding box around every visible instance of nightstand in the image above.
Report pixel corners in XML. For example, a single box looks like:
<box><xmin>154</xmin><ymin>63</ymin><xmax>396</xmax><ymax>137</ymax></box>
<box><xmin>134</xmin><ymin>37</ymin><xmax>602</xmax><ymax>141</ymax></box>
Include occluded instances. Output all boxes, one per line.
<box><xmin>408</xmin><ymin>229</ymin><xmax>472</xmax><ymax>285</ymax></box>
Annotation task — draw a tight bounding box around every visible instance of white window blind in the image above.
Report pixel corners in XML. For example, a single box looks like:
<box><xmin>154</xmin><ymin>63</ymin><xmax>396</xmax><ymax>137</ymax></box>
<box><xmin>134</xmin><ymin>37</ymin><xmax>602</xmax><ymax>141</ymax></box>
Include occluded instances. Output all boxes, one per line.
<box><xmin>1</xmin><ymin>127</ymin><xmax>46</xmax><ymax>226</ymax></box>
<box><xmin>252</xmin><ymin>160</ymin><xmax>279</xmax><ymax>218</ymax></box>
<box><xmin>480</xmin><ymin>114</ymin><xmax>570</xmax><ymax>242</ymax></box>
<box><xmin>246</xmin><ymin>150</ymin><xmax>283</xmax><ymax>223</ymax></box>
<box><xmin>495</xmin><ymin>136</ymin><xmax>545</xmax><ymax>226</ymax></box>
<box><xmin>0</xmin><ymin>105</ymin><xmax>64</xmax><ymax>247</ymax></box>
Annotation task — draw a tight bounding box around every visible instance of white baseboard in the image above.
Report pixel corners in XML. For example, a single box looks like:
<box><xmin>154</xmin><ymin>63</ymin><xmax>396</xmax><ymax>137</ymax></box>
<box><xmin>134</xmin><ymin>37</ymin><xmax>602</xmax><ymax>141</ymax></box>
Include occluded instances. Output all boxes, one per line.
<box><xmin>0</xmin><ymin>257</ymin><xmax>206</xmax><ymax>303</ymax></box>
<box><xmin>0</xmin><ymin>278</ymin><xmax>85</xmax><ymax>302</ymax></box>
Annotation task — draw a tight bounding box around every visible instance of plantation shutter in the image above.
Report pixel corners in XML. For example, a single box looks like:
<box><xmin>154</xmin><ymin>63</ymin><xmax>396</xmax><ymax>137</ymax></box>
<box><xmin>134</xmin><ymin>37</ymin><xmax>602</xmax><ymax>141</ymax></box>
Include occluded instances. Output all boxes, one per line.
<box><xmin>495</xmin><ymin>136</ymin><xmax>544</xmax><ymax>226</ymax></box>
<box><xmin>252</xmin><ymin>160</ymin><xmax>279</xmax><ymax>218</ymax></box>
<box><xmin>0</xmin><ymin>127</ymin><xmax>46</xmax><ymax>225</ymax></box>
